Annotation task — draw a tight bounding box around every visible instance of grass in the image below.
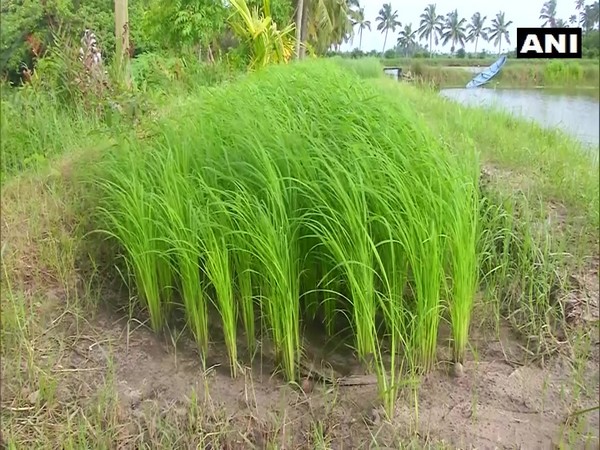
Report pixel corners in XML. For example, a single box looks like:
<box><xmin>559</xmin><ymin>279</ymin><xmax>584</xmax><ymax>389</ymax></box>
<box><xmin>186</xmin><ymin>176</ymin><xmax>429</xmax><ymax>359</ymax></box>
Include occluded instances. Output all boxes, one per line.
<box><xmin>1</xmin><ymin>55</ymin><xmax>598</xmax><ymax>448</ymax></box>
<box><xmin>376</xmin><ymin>58</ymin><xmax>600</xmax><ymax>88</ymax></box>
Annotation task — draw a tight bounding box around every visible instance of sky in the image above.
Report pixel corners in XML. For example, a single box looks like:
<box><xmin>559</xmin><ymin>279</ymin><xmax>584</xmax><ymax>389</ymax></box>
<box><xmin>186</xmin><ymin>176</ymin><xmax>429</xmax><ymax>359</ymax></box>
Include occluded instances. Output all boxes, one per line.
<box><xmin>341</xmin><ymin>0</ymin><xmax>583</xmax><ymax>53</ymax></box>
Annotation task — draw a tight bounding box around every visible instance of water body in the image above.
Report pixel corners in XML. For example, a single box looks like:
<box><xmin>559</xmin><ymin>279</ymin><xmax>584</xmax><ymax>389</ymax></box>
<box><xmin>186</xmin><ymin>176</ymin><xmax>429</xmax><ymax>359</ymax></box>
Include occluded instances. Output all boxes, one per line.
<box><xmin>440</xmin><ymin>87</ymin><xmax>600</xmax><ymax>150</ymax></box>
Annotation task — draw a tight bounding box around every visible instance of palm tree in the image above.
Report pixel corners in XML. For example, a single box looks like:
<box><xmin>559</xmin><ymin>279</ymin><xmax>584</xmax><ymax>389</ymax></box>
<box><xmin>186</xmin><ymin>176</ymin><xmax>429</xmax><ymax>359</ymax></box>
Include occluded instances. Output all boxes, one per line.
<box><xmin>396</xmin><ymin>23</ymin><xmax>417</xmax><ymax>56</ymax></box>
<box><xmin>376</xmin><ymin>3</ymin><xmax>401</xmax><ymax>54</ymax></box>
<box><xmin>576</xmin><ymin>1</ymin><xmax>600</xmax><ymax>31</ymax></box>
<box><xmin>486</xmin><ymin>11</ymin><xmax>513</xmax><ymax>55</ymax></box>
<box><xmin>588</xmin><ymin>2</ymin><xmax>600</xmax><ymax>29</ymax></box>
<box><xmin>300</xmin><ymin>0</ymin><xmax>355</xmax><ymax>54</ymax></box>
<box><xmin>540</xmin><ymin>0</ymin><xmax>558</xmax><ymax>27</ymax></box>
<box><xmin>441</xmin><ymin>9</ymin><xmax>467</xmax><ymax>54</ymax></box>
<box><xmin>352</xmin><ymin>6</ymin><xmax>371</xmax><ymax>49</ymax></box>
<box><xmin>418</xmin><ymin>3</ymin><xmax>444</xmax><ymax>57</ymax></box>
<box><xmin>569</xmin><ymin>14</ymin><xmax>578</xmax><ymax>24</ymax></box>
<box><xmin>556</xmin><ymin>18</ymin><xmax>568</xmax><ymax>27</ymax></box>
<box><xmin>466</xmin><ymin>12</ymin><xmax>488</xmax><ymax>55</ymax></box>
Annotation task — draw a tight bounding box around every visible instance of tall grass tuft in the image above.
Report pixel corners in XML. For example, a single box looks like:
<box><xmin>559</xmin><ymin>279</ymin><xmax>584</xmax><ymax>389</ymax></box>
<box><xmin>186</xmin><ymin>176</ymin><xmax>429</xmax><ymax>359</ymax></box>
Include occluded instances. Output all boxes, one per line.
<box><xmin>91</xmin><ymin>59</ymin><xmax>480</xmax><ymax>413</ymax></box>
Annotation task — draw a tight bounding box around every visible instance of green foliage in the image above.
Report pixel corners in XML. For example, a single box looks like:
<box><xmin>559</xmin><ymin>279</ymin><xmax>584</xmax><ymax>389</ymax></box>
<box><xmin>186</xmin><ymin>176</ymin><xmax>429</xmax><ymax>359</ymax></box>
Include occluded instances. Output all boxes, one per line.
<box><xmin>582</xmin><ymin>30</ymin><xmax>600</xmax><ymax>58</ymax></box>
<box><xmin>543</xmin><ymin>60</ymin><xmax>584</xmax><ymax>83</ymax></box>
<box><xmin>142</xmin><ymin>0</ymin><xmax>227</xmax><ymax>52</ymax></box>
<box><xmin>1</xmin><ymin>0</ymin><xmax>151</xmax><ymax>75</ymax></box>
<box><xmin>246</xmin><ymin>0</ymin><xmax>293</xmax><ymax>26</ymax></box>
<box><xmin>228</xmin><ymin>0</ymin><xmax>295</xmax><ymax>70</ymax></box>
<box><xmin>130</xmin><ymin>51</ymin><xmax>237</xmax><ymax>92</ymax></box>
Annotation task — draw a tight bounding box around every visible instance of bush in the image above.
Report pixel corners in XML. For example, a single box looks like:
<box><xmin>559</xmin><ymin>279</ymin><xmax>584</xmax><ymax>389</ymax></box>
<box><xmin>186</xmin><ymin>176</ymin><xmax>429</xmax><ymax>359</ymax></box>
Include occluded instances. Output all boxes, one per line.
<box><xmin>543</xmin><ymin>60</ymin><xmax>584</xmax><ymax>82</ymax></box>
<box><xmin>130</xmin><ymin>52</ymin><xmax>234</xmax><ymax>93</ymax></box>
<box><xmin>383</xmin><ymin>48</ymin><xmax>397</xmax><ymax>59</ymax></box>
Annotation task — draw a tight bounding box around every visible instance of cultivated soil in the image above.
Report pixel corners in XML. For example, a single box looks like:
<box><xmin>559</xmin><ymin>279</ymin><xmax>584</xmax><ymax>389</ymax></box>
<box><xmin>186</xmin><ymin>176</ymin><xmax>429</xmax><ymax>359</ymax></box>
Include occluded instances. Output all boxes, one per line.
<box><xmin>3</xmin><ymin>280</ymin><xmax>598</xmax><ymax>449</ymax></box>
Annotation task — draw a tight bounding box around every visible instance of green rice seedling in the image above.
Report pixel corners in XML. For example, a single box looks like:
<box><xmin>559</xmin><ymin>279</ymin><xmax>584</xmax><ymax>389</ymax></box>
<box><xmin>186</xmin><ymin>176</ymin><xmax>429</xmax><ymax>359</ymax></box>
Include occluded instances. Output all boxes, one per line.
<box><xmin>445</xmin><ymin>151</ymin><xmax>480</xmax><ymax>364</ymax></box>
<box><xmin>233</xmin><ymin>243</ymin><xmax>256</xmax><ymax>355</ymax></box>
<box><xmin>301</xmin><ymin>151</ymin><xmax>379</xmax><ymax>365</ymax></box>
<box><xmin>95</xmin><ymin>147</ymin><xmax>172</xmax><ymax>332</ymax></box>
<box><xmin>153</xmin><ymin>161</ymin><xmax>209</xmax><ymax>355</ymax></box>
<box><xmin>91</xmin><ymin>59</ymin><xmax>482</xmax><ymax>404</ymax></box>
<box><xmin>197</xmin><ymin>189</ymin><xmax>238</xmax><ymax>377</ymax></box>
<box><xmin>330</xmin><ymin>56</ymin><xmax>383</xmax><ymax>79</ymax></box>
<box><xmin>232</xmin><ymin>188</ymin><xmax>301</xmax><ymax>381</ymax></box>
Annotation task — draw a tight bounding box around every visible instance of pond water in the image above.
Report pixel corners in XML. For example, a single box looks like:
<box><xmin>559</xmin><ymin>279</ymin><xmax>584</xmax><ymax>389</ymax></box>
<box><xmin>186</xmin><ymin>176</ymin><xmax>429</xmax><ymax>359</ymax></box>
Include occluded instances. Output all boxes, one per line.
<box><xmin>443</xmin><ymin>66</ymin><xmax>483</xmax><ymax>74</ymax></box>
<box><xmin>440</xmin><ymin>87</ymin><xmax>600</xmax><ymax>151</ymax></box>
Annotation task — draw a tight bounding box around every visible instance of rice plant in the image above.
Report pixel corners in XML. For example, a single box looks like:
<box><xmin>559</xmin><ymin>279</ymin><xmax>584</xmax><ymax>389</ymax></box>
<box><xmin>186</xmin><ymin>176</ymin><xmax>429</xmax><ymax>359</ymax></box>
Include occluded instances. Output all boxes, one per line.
<box><xmin>91</xmin><ymin>59</ymin><xmax>480</xmax><ymax>414</ymax></box>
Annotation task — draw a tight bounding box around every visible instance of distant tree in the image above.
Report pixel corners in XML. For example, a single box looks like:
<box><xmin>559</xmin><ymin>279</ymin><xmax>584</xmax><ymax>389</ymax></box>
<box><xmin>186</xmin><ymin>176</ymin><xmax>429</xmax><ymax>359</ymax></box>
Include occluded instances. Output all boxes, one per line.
<box><xmin>396</xmin><ymin>23</ymin><xmax>417</xmax><ymax>56</ymax></box>
<box><xmin>376</xmin><ymin>3</ymin><xmax>401</xmax><ymax>54</ymax></box>
<box><xmin>466</xmin><ymin>12</ymin><xmax>488</xmax><ymax>55</ymax></box>
<box><xmin>486</xmin><ymin>11</ymin><xmax>513</xmax><ymax>55</ymax></box>
<box><xmin>352</xmin><ymin>6</ymin><xmax>371</xmax><ymax>50</ymax></box>
<box><xmin>569</xmin><ymin>14</ymin><xmax>578</xmax><ymax>24</ymax></box>
<box><xmin>540</xmin><ymin>0</ymin><xmax>558</xmax><ymax>27</ymax></box>
<box><xmin>418</xmin><ymin>3</ymin><xmax>444</xmax><ymax>57</ymax></box>
<box><xmin>556</xmin><ymin>18</ymin><xmax>568</xmax><ymax>27</ymax></box>
<box><xmin>585</xmin><ymin>1</ymin><xmax>600</xmax><ymax>29</ymax></box>
<box><xmin>441</xmin><ymin>9</ymin><xmax>467</xmax><ymax>54</ymax></box>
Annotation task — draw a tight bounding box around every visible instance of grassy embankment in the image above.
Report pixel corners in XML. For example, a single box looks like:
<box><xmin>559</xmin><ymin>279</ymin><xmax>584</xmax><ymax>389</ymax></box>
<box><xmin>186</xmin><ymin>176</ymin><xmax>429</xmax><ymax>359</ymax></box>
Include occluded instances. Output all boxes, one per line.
<box><xmin>375</xmin><ymin>57</ymin><xmax>600</xmax><ymax>88</ymax></box>
<box><xmin>1</xmin><ymin>57</ymin><xmax>598</xmax><ymax>448</ymax></box>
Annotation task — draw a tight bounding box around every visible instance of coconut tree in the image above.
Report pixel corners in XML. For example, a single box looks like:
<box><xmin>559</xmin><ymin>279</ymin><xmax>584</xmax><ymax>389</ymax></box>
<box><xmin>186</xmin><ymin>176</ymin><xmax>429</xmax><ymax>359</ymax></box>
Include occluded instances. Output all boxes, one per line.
<box><xmin>352</xmin><ymin>6</ymin><xmax>371</xmax><ymax>49</ymax></box>
<box><xmin>540</xmin><ymin>0</ymin><xmax>558</xmax><ymax>27</ymax></box>
<box><xmin>569</xmin><ymin>14</ymin><xmax>578</xmax><ymax>24</ymax></box>
<box><xmin>300</xmin><ymin>0</ymin><xmax>356</xmax><ymax>54</ymax></box>
<box><xmin>466</xmin><ymin>12</ymin><xmax>488</xmax><ymax>56</ymax></box>
<box><xmin>486</xmin><ymin>11</ymin><xmax>513</xmax><ymax>55</ymax></box>
<box><xmin>294</xmin><ymin>0</ymin><xmax>358</xmax><ymax>57</ymax></box>
<box><xmin>376</xmin><ymin>3</ymin><xmax>401</xmax><ymax>54</ymax></box>
<box><xmin>418</xmin><ymin>3</ymin><xmax>444</xmax><ymax>57</ymax></box>
<box><xmin>587</xmin><ymin>1</ymin><xmax>600</xmax><ymax>29</ymax></box>
<box><xmin>441</xmin><ymin>9</ymin><xmax>467</xmax><ymax>54</ymax></box>
<box><xmin>396</xmin><ymin>23</ymin><xmax>417</xmax><ymax>56</ymax></box>
<box><xmin>556</xmin><ymin>18</ymin><xmax>569</xmax><ymax>27</ymax></box>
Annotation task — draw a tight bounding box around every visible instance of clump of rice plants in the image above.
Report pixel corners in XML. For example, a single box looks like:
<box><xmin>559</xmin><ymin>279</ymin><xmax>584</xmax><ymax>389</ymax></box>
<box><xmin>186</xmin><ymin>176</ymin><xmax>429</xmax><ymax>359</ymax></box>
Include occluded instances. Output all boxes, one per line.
<box><xmin>329</xmin><ymin>56</ymin><xmax>383</xmax><ymax>79</ymax></box>
<box><xmin>91</xmin><ymin>59</ymin><xmax>480</xmax><ymax>413</ymax></box>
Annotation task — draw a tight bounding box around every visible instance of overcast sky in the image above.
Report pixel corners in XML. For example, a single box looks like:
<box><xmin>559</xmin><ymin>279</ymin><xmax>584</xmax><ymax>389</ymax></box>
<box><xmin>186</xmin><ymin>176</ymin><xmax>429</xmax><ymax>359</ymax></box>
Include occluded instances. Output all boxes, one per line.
<box><xmin>342</xmin><ymin>0</ymin><xmax>582</xmax><ymax>53</ymax></box>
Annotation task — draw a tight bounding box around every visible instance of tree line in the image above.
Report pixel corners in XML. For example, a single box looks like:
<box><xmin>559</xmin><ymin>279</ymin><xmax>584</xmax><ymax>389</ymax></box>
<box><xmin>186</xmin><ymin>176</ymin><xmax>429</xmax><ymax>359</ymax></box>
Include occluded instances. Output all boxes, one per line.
<box><xmin>351</xmin><ymin>0</ymin><xmax>599</xmax><ymax>57</ymax></box>
<box><xmin>1</xmin><ymin>0</ymin><xmax>599</xmax><ymax>79</ymax></box>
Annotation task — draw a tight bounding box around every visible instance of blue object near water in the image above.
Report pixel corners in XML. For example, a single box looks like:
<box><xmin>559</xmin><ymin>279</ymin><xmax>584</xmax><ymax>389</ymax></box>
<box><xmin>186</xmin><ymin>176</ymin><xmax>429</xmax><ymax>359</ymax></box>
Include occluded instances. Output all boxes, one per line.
<box><xmin>466</xmin><ymin>55</ymin><xmax>508</xmax><ymax>89</ymax></box>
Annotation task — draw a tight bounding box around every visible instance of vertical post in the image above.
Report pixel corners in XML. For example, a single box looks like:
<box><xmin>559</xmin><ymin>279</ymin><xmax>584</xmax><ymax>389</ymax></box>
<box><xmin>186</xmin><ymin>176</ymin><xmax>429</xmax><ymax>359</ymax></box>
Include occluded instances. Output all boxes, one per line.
<box><xmin>115</xmin><ymin>0</ymin><xmax>130</xmax><ymax>87</ymax></box>
<box><xmin>294</xmin><ymin>0</ymin><xmax>304</xmax><ymax>59</ymax></box>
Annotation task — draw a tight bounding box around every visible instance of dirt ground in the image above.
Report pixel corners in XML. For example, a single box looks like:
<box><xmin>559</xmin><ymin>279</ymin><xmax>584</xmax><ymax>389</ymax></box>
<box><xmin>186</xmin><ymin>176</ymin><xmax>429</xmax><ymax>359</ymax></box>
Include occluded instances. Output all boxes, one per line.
<box><xmin>3</xmin><ymin>287</ymin><xmax>598</xmax><ymax>449</ymax></box>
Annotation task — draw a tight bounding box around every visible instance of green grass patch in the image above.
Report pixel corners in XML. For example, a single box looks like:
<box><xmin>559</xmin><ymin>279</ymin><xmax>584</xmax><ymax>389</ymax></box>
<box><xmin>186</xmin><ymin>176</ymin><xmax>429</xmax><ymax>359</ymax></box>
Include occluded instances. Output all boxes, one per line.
<box><xmin>330</xmin><ymin>56</ymin><xmax>383</xmax><ymax>79</ymax></box>
<box><xmin>375</xmin><ymin>58</ymin><xmax>600</xmax><ymax>88</ymax></box>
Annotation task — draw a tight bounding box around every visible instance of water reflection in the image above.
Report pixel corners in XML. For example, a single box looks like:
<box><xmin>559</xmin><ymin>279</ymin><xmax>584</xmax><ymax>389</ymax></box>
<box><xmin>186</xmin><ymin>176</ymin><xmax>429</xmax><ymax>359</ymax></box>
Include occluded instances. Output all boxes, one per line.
<box><xmin>440</xmin><ymin>87</ymin><xmax>600</xmax><ymax>150</ymax></box>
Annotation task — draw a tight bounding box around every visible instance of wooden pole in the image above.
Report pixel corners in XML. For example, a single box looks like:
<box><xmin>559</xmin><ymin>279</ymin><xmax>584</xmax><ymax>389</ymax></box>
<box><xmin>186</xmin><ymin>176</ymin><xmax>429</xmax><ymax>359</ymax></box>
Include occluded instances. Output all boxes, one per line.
<box><xmin>294</xmin><ymin>0</ymin><xmax>304</xmax><ymax>59</ymax></box>
<box><xmin>115</xmin><ymin>0</ymin><xmax>130</xmax><ymax>86</ymax></box>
